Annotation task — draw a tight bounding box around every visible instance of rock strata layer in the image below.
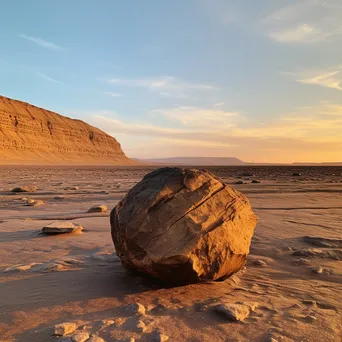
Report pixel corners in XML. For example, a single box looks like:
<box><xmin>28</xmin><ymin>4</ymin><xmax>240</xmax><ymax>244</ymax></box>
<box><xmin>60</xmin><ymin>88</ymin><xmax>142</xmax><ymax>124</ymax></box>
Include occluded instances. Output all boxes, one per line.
<box><xmin>0</xmin><ymin>95</ymin><xmax>133</xmax><ymax>164</ymax></box>
<box><xmin>110</xmin><ymin>167</ymin><xmax>257</xmax><ymax>284</ymax></box>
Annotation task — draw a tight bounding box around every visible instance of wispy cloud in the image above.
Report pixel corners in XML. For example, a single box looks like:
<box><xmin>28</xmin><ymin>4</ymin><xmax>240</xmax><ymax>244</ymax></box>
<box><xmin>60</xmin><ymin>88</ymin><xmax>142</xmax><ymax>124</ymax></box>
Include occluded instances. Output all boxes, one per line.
<box><xmin>18</xmin><ymin>34</ymin><xmax>64</xmax><ymax>51</ymax></box>
<box><xmin>106</xmin><ymin>76</ymin><xmax>216</xmax><ymax>98</ymax></box>
<box><xmin>263</xmin><ymin>0</ymin><xmax>342</xmax><ymax>43</ymax></box>
<box><xmin>283</xmin><ymin>66</ymin><xmax>342</xmax><ymax>91</ymax></box>
<box><xmin>104</xmin><ymin>91</ymin><xmax>122</xmax><ymax>97</ymax></box>
<box><xmin>80</xmin><ymin>100</ymin><xmax>342</xmax><ymax>161</ymax></box>
<box><xmin>37</xmin><ymin>72</ymin><xmax>62</xmax><ymax>84</ymax></box>
<box><xmin>152</xmin><ymin>107</ymin><xmax>238</xmax><ymax>129</ymax></box>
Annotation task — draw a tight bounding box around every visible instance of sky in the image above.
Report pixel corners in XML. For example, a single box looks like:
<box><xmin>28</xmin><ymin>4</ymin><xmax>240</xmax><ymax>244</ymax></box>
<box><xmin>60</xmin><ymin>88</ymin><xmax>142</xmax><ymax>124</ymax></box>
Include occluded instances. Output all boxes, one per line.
<box><xmin>1</xmin><ymin>0</ymin><xmax>342</xmax><ymax>163</ymax></box>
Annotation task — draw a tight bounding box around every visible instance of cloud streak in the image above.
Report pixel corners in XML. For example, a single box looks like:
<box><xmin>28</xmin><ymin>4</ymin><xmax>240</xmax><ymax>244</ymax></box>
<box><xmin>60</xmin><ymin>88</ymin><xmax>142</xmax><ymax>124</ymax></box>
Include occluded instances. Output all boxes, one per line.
<box><xmin>19</xmin><ymin>34</ymin><xmax>64</xmax><ymax>51</ymax></box>
<box><xmin>263</xmin><ymin>0</ymin><xmax>342</xmax><ymax>43</ymax></box>
<box><xmin>36</xmin><ymin>72</ymin><xmax>62</xmax><ymax>84</ymax></box>
<box><xmin>283</xmin><ymin>66</ymin><xmax>342</xmax><ymax>91</ymax></box>
<box><xmin>106</xmin><ymin>76</ymin><xmax>216</xmax><ymax>98</ymax></box>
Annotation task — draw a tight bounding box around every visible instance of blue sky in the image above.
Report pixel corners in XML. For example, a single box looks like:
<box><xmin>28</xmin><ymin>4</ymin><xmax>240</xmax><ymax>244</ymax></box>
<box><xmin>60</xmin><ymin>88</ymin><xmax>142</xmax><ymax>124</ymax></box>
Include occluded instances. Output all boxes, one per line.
<box><xmin>1</xmin><ymin>0</ymin><xmax>342</xmax><ymax>162</ymax></box>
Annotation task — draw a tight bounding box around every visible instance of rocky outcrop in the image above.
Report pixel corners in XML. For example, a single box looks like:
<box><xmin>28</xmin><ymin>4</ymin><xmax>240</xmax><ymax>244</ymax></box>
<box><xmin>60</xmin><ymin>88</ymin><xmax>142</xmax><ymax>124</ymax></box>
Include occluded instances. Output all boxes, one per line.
<box><xmin>110</xmin><ymin>167</ymin><xmax>257</xmax><ymax>284</ymax></box>
<box><xmin>0</xmin><ymin>95</ymin><xmax>133</xmax><ymax>164</ymax></box>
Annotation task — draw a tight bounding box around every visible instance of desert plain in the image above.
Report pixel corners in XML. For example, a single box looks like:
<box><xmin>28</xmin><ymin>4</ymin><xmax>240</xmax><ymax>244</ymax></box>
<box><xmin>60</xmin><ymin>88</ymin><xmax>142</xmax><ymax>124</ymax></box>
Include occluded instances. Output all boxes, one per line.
<box><xmin>0</xmin><ymin>165</ymin><xmax>341</xmax><ymax>342</ymax></box>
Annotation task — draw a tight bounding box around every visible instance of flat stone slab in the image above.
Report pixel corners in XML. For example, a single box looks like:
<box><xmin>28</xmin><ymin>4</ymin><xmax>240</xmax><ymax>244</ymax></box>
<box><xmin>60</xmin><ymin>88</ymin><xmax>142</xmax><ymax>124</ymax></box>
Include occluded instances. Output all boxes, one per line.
<box><xmin>42</xmin><ymin>221</ymin><xmax>83</xmax><ymax>234</ymax></box>
<box><xmin>88</xmin><ymin>205</ymin><xmax>107</xmax><ymax>213</ymax></box>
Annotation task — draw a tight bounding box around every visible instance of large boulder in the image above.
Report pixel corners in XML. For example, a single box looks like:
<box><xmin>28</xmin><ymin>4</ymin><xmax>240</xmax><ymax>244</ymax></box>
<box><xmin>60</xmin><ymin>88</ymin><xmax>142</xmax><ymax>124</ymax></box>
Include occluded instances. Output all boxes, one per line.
<box><xmin>110</xmin><ymin>167</ymin><xmax>257</xmax><ymax>284</ymax></box>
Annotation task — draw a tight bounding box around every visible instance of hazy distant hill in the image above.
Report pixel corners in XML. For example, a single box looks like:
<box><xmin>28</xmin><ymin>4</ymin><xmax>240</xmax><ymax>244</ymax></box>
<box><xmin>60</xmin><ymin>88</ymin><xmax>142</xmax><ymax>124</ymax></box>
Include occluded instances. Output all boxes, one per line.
<box><xmin>139</xmin><ymin>157</ymin><xmax>247</xmax><ymax>166</ymax></box>
<box><xmin>139</xmin><ymin>157</ymin><xmax>342</xmax><ymax>166</ymax></box>
<box><xmin>0</xmin><ymin>95</ymin><xmax>134</xmax><ymax>165</ymax></box>
<box><xmin>292</xmin><ymin>162</ymin><xmax>342</xmax><ymax>166</ymax></box>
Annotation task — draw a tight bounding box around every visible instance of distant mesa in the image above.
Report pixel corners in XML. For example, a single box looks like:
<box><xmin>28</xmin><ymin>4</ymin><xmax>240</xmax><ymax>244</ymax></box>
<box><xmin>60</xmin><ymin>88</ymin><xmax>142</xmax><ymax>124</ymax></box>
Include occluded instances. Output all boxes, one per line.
<box><xmin>138</xmin><ymin>157</ymin><xmax>247</xmax><ymax>166</ymax></box>
<box><xmin>0</xmin><ymin>95</ymin><xmax>134</xmax><ymax>165</ymax></box>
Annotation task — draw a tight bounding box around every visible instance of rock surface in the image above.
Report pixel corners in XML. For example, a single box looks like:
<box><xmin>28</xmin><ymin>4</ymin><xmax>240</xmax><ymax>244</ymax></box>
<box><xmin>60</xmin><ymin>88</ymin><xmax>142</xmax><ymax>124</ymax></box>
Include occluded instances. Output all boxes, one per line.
<box><xmin>0</xmin><ymin>95</ymin><xmax>133</xmax><ymax>165</ymax></box>
<box><xmin>110</xmin><ymin>167</ymin><xmax>257</xmax><ymax>284</ymax></box>
<box><xmin>42</xmin><ymin>221</ymin><xmax>83</xmax><ymax>234</ymax></box>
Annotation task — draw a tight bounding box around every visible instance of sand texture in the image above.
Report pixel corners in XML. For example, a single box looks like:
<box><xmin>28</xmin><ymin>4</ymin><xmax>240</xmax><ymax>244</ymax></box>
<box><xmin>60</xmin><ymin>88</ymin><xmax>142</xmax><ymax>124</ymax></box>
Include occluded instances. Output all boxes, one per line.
<box><xmin>0</xmin><ymin>96</ymin><xmax>133</xmax><ymax>165</ymax></box>
<box><xmin>0</xmin><ymin>166</ymin><xmax>341</xmax><ymax>342</ymax></box>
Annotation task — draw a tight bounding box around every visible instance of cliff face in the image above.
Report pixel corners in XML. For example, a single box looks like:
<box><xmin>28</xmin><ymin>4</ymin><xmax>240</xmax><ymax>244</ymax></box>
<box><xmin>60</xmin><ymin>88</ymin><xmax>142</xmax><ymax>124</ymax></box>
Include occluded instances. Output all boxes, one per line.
<box><xmin>0</xmin><ymin>96</ymin><xmax>133</xmax><ymax>165</ymax></box>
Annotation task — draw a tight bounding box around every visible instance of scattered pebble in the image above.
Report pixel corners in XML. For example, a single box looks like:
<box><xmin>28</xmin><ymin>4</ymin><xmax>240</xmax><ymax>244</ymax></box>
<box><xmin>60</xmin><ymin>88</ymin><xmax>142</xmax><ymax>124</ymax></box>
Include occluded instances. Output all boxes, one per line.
<box><xmin>253</xmin><ymin>260</ymin><xmax>267</xmax><ymax>267</ymax></box>
<box><xmin>25</xmin><ymin>199</ymin><xmax>44</xmax><ymax>206</ymax></box>
<box><xmin>86</xmin><ymin>336</ymin><xmax>105</xmax><ymax>342</ymax></box>
<box><xmin>54</xmin><ymin>322</ymin><xmax>77</xmax><ymax>336</ymax></box>
<box><xmin>101</xmin><ymin>319</ymin><xmax>115</xmax><ymax>327</ymax></box>
<box><xmin>311</xmin><ymin>266</ymin><xmax>323</xmax><ymax>274</ymax></box>
<box><xmin>136</xmin><ymin>320</ymin><xmax>147</xmax><ymax>333</ymax></box>
<box><xmin>150</xmin><ymin>332</ymin><xmax>169</xmax><ymax>342</ymax></box>
<box><xmin>88</xmin><ymin>205</ymin><xmax>108</xmax><ymax>213</ymax></box>
<box><xmin>303</xmin><ymin>315</ymin><xmax>316</xmax><ymax>323</ymax></box>
<box><xmin>126</xmin><ymin>302</ymin><xmax>146</xmax><ymax>316</ymax></box>
<box><xmin>213</xmin><ymin>302</ymin><xmax>251</xmax><ymax>322</ymax></box>
<box><xmin>54</xmin><ymin>195</ymin><xmax>65</xmax><ymax>200</ymax></box>
<box><xmin>251</xmin><ymin>180</ymin><xmax>261</xmax><ymax>184</ymax></box>
<box><xmin>70</xmin><ymin>331</ymin><xmax>90</xmax><ymax>342</ymax></box>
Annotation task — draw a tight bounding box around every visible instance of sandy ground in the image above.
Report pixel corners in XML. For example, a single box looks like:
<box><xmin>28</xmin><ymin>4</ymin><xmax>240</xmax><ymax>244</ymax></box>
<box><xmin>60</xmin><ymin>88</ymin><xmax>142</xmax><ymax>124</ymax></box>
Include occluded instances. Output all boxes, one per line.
<box><xmin>0</xmin><ymin>166</ymin><xmax>341</xmax><ymax>342</ymax></box>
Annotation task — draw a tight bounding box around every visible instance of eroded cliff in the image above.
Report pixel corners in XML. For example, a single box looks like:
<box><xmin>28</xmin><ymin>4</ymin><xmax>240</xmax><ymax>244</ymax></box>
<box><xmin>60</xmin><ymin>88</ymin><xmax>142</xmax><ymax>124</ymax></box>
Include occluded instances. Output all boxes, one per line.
<box><xmin>0</xmin><ymin>96</ymin><xmax>133</xmax><ymax>164</ymax></box>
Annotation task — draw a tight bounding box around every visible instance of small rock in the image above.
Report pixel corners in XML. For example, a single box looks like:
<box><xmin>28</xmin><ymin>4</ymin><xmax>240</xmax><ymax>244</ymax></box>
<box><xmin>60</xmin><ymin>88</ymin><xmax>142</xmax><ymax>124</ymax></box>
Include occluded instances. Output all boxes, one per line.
<box><xmin>25</xmin><ymin>199</ymin><xmax>44</xmax><ymax>206</ymax></box>
<box><xmin>42</xmin><ymin>221</ymin><xmax>83</xmax><ymax>234</ymax></box>
<box><xmin>312</xmin><ymin>266</ymin><xmax>323</xmax><ymax>274</ymax></box>
<box><xmin>21</xmin><ymin>197</ymin><xmax>28</xmax><ymax>201</ymax></box>
<box><xmin>251</xmin><ymin>180</ymin><xmax>261</xmax><ymax>184</ymax></box>
<box><xmin>292</xmin><ymin>173</ymin><xmax>301</xmax><ymax>177</ymax></box>
<box><xmin>11</xmin><ymin>186</ymin><xmax>37</xmax><ymax>193</ymax></box>
<box><xmin>113</xmin><ymin>318</ymin><xmax>126</xmax><ymax>327</ymax></box>
<box><xmin>253</xmin><ymin>260</ymin><xmax>267</xmax><ymax>267</ymax></box>
<box><xmin>150</xmin><ymin>332</ymin><xmax>169</xmax><ymax>342</ymax></box>
<box><xmin>136</xmin><ymin>320</ymin><xmax>147</xmax><ymax>333</ymax></box>
<box><xmin>303</xmin><ymin>315</ymin><xmax>316</xmax><ymax>323</ymax></box>
<box><xmin>54</xmin><ymin>322</ymin><xmax>77</xmax><ymax>336</ymax></box>
<box><xmin>34</xmin><ymin>262</ymin><xmax>65</xmax><ymax>273</ymax></box>
<box><xmin>264</xmin><ymin>338</ymin><xmax>278</xmax><ymax>342</ymax></box>
<box><xmin>293</xmin><ymin>258</ymin><xmax>311</xmax><ymax>266</ymax></box>
<box><xmin>213</xmin><ymin>303</ymin><xmax>251</xmax><ymax>321</ymax></box>
<box><xmin>126</xmin><ymin>302</ymin><xmax>146</xmax><ymax>316</ymax></box>
<box><xmin>88</xmin><ymin>205</ymin><xmax>108</xmax><ymax>213</ymax></box>
<box><xmin>234</xmin><ymin>181</ymin><xmax>244</xmax><ymax>185</ymax></box>
<box><xmin>54</xmin><ymin>195</ymin><xmax>65</xmax><ymax>200</ymax></box>
<box><xmin>71</xmin><ymin>331</ymin><xmax>90</xmax><ymax>342</ymax></box>
<box><xmin>101</xmin><ymin>319</ymin><xmax>115</xmax><ymax>327</ymax></box>
<box><xmin>87</xmin><ymin>336</ymin><xmax>105</xmax><ymax>342</ymax></box>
